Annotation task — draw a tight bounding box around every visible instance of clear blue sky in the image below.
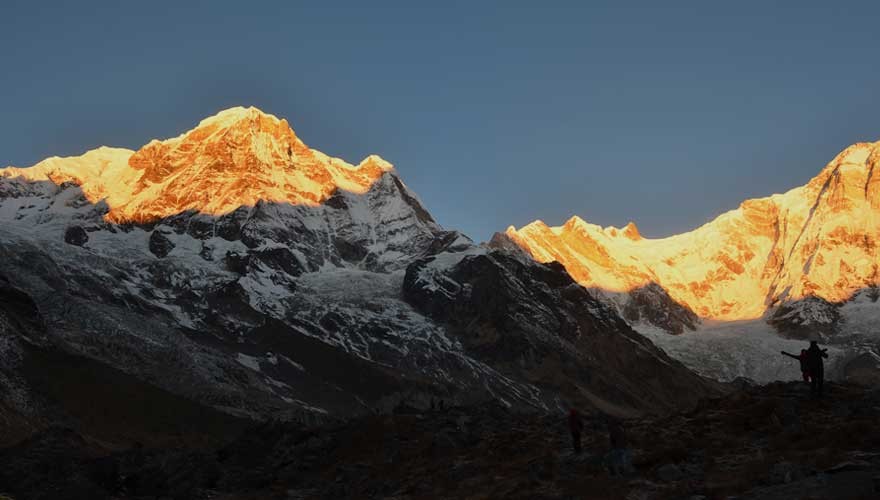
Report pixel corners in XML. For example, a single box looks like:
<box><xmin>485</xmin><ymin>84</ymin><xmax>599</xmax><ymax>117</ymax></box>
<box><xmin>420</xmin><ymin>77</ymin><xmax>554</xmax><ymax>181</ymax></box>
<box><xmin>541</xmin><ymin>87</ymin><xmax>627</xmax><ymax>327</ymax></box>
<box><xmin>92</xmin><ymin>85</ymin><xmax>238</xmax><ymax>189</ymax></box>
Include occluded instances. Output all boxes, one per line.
<box><xmin>2</xmin><ymin>1</ymin><xmax>878</xmax><ymax>241</ymax></box>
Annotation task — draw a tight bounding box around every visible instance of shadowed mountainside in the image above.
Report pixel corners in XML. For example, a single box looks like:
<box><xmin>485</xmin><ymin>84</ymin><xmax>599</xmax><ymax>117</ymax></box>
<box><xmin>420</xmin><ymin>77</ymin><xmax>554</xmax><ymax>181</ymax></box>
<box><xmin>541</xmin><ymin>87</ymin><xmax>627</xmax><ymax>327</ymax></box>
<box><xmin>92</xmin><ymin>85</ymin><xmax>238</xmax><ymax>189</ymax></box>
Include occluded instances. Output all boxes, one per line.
<box><xmin>0</xmin><ymin>106</ymin><xmax>721</xmax><ymax>430</ymax></box>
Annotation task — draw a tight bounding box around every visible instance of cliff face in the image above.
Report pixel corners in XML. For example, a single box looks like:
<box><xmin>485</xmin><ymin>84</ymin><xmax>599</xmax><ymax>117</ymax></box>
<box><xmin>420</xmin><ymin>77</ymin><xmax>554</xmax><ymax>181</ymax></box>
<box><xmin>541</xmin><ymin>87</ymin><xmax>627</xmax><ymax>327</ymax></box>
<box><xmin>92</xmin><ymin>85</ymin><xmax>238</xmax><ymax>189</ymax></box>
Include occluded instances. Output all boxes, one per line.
<box><xmin>507</xmin><ymin>142</ymin><xmax>880</xmax><ymax>330</ymax></box>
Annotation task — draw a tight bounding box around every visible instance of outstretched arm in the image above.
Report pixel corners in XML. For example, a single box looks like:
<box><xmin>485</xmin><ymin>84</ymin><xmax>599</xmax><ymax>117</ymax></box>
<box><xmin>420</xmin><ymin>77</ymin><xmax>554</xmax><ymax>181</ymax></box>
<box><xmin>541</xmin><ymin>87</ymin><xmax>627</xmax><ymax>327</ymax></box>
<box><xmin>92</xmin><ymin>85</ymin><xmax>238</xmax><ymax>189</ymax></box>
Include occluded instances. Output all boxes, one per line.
<box><xmin>780</xmin><ymin>351</ymin><xmax>799</xmax><ymax>359</ymax></box>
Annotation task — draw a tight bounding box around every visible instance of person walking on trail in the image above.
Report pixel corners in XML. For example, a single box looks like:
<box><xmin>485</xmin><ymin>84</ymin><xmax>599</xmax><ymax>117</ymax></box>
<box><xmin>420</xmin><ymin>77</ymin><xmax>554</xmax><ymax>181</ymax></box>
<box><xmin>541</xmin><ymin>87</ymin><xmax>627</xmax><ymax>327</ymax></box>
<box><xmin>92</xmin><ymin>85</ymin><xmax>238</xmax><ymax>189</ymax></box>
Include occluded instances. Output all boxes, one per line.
<box><xmin>804</xmin><ymin>340</ymin><xmax>829</xmax><ymax>397</ymax></box>
<box><xmin>568</xmin><ymin>409</ymin><xmax>584</xmax><ymax>454</ymax></box>
<box><xmin>607</xmin><ymin>417</ymin><xmax>632</xmax><ymax>476</ymax></box>
<box><xmin>781</xmin><ymin>349</ymin><xmax>811</xmax><ymax>383</ymax></box>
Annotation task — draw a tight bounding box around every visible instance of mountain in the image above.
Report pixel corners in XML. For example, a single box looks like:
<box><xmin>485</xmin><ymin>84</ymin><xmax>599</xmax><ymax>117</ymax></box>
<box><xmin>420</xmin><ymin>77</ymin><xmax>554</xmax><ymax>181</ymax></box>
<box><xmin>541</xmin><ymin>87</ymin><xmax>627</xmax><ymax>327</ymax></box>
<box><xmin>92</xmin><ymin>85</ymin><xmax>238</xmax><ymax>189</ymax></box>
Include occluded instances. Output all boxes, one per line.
<box><xmin>506</xmin><ymin>141</ymin><xmax>880</xmax><ymax>337</ymax></box>
<box><xmin>2</xmin><ymin>107</ymin><xmax>393</xmax><ymax>222</ymax></box>
<box><xmin>0</xmin><ymin>107</ymin><xmax>716</xmax><ymax>429</ymax></box>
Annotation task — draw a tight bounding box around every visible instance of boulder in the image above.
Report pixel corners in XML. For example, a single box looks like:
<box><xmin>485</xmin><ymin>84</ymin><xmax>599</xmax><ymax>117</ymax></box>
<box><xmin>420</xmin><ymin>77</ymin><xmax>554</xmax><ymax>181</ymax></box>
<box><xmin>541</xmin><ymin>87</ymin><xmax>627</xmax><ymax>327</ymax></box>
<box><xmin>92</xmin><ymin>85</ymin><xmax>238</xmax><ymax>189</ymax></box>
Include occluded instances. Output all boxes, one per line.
<box><xmin>64</xmin><ymin>225</ymin><xmax>89</xmax><ymax>246</ymax></box>
<box><xmin>149</xmin><ymin>230</ymin><xmax>175</xmax><ymax>258</ymax></box>
<box><xmin>224</xmin><ymin>251</ymin><xmax>250</xmax><ymax>275</ymax></box>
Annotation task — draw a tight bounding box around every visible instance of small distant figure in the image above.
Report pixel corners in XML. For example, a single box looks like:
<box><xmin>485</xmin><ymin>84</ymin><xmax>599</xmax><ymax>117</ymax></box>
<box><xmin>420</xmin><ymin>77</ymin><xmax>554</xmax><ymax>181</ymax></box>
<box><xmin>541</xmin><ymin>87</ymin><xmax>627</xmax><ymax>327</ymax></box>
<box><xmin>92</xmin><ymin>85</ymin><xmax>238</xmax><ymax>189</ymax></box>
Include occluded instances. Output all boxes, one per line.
<box><xmin>607</xmin><ymin>417</ymin><xmax>633</xmax><ymax>476</ymax></box>
<box><xmin>287</xmin><ymin>145</ymin><xmax>292</xmax><ymax>157</ymax></box>
<box><xmin>781</xmin><ymin>349</ymin><xmax>811</xmax><ymax>383</ymax></box>
<box><xmin>568</xmin><ymin>409</ymin><xmax>584</xmax><ymax>454</ymax></box>
<box><xmin>805</xmin><ymin>341</ymin><xmax>829</xmax><ymax>397</ymax></box>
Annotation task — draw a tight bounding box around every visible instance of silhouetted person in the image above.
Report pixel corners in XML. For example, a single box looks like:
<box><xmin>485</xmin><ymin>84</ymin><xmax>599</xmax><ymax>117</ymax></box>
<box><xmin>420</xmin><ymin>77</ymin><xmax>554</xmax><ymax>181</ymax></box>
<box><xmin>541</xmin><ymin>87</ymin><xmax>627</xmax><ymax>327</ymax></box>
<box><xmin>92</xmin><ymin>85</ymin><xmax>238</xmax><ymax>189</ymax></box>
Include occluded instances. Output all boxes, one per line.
<box><xmin>607</xmin><ymin>417</ymin><xmax>632</xmax><ymax>476</ymax></box>
<box><xmin>568</xmin><ymin>409</ymin><xmax>584</xmax><ymax>453</ymax></box>
<box><xmin>781</xmin><ymin>349</ymin><xmax>811</xmax><ymax>383</ymax></box>
<box><xmin>805</xmin><ymin>341</ymin><xmax>829</xmax><ymax>397</ymax></box>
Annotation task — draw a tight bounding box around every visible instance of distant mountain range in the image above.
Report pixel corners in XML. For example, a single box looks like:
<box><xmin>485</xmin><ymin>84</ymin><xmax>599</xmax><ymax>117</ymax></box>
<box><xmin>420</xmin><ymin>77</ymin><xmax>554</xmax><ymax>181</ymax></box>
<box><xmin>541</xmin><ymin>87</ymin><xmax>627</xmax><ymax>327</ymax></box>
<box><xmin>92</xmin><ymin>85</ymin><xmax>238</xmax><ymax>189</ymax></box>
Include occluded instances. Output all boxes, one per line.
<box><xmin>0</xmin><ymin>107</ymin><xmax>716</xmax><ymax>430</ymax></box>
<box><xmin>506</xmin><ymin>141</ymin><xmax>880</xmax><ymax>337</ymax></box>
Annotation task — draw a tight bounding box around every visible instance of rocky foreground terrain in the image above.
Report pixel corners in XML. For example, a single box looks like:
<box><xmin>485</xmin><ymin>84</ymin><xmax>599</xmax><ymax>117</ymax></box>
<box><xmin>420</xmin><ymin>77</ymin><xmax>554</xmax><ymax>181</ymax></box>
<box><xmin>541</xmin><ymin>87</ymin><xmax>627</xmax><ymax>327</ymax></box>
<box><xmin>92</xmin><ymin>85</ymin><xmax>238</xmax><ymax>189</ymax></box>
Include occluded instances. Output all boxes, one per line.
<box><xmin>1</xmin><ymin>380</ymin><xmax>878</xmax><ymax>500</ymax></box>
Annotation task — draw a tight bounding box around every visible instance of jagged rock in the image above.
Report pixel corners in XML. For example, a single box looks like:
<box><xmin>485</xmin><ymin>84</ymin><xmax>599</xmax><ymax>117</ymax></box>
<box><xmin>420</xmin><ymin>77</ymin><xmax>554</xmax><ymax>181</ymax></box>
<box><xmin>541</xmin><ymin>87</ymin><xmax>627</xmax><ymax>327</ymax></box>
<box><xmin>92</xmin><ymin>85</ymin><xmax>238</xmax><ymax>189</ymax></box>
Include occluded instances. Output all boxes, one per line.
<box><xmin>0</xmin><ymin>274</ymin><xmax>46</xmax><ymax>336</ymax></box>
<box><xmin>621</xmin><ymin>282</ymin><xmax>700</xmax><ymax>334</ymax></box>
<box><xmin>768</xmin><ymin>296</ymin><xmax>841</xmax><ymax>339</ymax></box>
<box><xmin>423</xmin><ymin>230</ymin><xmax>472</xmax><ymax>256</ymax></box>
<box><xmin>333</xmin><ymin>237</ymin><xmax>368</xmax><ymax>263</ymax></box>
<box><xmin>63</xmin><ymin>225</ymin><xmax>88</xmax><ymax>246</ymax></box>
<box><xmin>251</xmin><ymin>246</ymin><xmax>307</xmax><ymax>276</ymax></box>
<box><xmin>486</xmin><ymin>231</ymin><xmax>532</xmax><ymax>263</ymax></box>
<box><xmin>199</xmin><ymin>243</ymin><xmax>214</xmax><ymax>261</ymax></box>
<box><xmin>148</xmin><ymin>230</ymin><xmax>174</xmax><ymax>258</ymax></box>
<box><xmin>224</xmin><ymin>251</ymin><xmax>250</xmax><ymax>275</ymax></box>
<box><xmin>403</xmin><ymin>250</ymin><xmax>719</xmax><ymax>414</ymax></box>
<box><xmin>186</xmin><ymin>216</ymin><xmax>215</xmax><ymax>239</ymax></box>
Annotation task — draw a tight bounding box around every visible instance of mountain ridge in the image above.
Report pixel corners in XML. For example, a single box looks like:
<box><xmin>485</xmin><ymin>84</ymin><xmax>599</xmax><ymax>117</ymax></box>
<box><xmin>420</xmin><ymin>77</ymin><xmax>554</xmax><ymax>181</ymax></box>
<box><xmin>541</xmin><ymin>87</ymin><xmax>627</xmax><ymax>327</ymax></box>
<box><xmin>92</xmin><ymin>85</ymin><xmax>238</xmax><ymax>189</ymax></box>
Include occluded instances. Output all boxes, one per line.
<box><xmin>2</xmin><ymin>106</ymin><xmax>397</xmax><ymax>224</ymax></box>
<box><xmin>507</xmin><ymin>140</ymin><xmax>880</xmax><ymax>331</ymax></box>
<box><xmin>0</xmin><ymin>106</ymin><xmax>717</xmax><ymax>425</ymax></box>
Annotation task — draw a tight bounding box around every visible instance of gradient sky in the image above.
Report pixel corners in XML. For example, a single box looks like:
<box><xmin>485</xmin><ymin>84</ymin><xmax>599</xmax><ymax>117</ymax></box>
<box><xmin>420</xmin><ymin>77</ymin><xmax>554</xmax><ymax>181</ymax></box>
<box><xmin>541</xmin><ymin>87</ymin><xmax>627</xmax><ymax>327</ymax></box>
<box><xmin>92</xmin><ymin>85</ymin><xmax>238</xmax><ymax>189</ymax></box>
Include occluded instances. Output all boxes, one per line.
<box><xmin>2</xmin><ymin>1</ymin><xmax>879</xmax><ymax>241</ymax></box>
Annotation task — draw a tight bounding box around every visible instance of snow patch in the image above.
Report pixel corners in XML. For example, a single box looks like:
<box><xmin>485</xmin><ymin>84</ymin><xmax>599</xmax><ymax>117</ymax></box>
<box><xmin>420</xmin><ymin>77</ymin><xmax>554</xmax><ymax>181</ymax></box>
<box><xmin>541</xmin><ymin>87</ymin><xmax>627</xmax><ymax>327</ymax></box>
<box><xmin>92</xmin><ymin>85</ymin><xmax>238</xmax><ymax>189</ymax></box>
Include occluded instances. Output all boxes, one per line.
<box><xmin>235</xmin><ymin>353</ymin><xmax>262</xmax><ymax>372</ymax></box>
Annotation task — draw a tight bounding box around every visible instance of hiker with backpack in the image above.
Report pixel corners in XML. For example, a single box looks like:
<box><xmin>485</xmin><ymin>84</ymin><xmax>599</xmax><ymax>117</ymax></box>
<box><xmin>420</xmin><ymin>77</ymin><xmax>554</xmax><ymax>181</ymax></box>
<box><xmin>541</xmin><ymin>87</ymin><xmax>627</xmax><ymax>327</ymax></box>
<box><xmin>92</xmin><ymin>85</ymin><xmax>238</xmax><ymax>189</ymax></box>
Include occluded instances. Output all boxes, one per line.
<box><xmin>568</xmin><ymin>408</ymin><xmax>584</xmax><ymax>454</ymax></box>
<box><xmin>804</xmin><ymin>340</ymin><xmax>829</xmax><ymax>397</ymax></box>
<box><xmin>606</xmin><ymin>416</ymin><xmax>633</xmax><ymax>476</ymax></box>
<box><xmin>780</xmin><ymin>349</ymin><xmax>811</xmax><ymax>383</ymax></box>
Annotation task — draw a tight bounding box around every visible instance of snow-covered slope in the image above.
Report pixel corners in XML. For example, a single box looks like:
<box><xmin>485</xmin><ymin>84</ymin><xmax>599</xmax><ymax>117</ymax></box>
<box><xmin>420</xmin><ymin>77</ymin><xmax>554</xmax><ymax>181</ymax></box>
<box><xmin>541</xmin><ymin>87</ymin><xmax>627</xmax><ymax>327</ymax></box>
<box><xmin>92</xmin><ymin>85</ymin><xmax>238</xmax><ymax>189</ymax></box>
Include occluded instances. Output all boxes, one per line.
<box><xmin>505</xmin><ymin>141</ymin><xmax>880</xmax><ymax>384</ymax></box>
<box><xmin>507</xmin><ymin>141</ymin><xmax>880</xmax><ymax>335</ymax></box>
<box><xmin>0</xmin><ymin>106</ymin><xmax>716</xmax><ymax>421</ymax></box>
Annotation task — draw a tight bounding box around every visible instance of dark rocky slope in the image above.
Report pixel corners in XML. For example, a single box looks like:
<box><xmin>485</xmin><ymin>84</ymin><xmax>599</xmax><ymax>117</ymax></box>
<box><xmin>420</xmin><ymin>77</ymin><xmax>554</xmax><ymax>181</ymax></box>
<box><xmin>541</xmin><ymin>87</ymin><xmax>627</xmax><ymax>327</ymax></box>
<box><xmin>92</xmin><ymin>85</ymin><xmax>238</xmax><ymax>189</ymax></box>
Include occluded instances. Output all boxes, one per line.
<box><xmin>0</xmin><ymin>274</ymin><xmax>249</xmax><ymax>450</ymax></box>
<box><xmin>403</xmin><ymin>251</ymin><xmax>718</xmax><ymax>415</ymax></box>
<box><xmin>1</xmin><ymin>381</ymin><xmax>877</xmax><ymax>500</ymax></box>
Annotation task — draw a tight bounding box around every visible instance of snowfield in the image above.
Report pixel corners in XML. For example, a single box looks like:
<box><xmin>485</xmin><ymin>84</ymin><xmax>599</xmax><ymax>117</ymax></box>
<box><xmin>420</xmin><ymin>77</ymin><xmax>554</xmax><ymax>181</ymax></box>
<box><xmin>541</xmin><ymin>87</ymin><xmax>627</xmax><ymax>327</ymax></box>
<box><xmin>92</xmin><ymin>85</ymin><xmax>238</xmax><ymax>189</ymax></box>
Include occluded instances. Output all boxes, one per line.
<box><xmin>635</xmin><ymin>302</ymin><xmax>880</xmax><ymax>383</ymax></box>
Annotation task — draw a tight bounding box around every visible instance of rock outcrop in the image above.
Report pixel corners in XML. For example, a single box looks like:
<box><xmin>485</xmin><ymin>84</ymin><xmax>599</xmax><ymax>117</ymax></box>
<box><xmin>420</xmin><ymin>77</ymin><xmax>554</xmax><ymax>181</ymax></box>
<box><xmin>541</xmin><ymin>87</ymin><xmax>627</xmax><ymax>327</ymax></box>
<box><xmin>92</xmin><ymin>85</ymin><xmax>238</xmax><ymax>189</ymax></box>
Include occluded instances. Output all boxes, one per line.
<box><xmin>403</xmin><ymin>250</ymin><xmax>716</xmax><ymax>414</ymax></box>
<box><xmin>63</xmin><ymin>225</ymin><xmax>88</xmax><ymax>246</ymax></box>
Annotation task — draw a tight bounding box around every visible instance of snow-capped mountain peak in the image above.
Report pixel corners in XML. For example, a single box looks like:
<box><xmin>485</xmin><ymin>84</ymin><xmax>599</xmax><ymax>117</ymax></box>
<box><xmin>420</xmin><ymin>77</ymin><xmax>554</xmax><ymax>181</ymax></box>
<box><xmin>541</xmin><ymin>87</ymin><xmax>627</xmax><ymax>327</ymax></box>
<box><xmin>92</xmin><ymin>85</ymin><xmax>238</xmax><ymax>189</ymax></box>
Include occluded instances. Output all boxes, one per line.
<box><xmin>508</xmin><ymin>139</ymin><xmax>880</xmax><ymax>332</ymax></box>
<box><xmin>2</xmin><ymin>106</ymin><xmax>395</xmax><ymax>224</ymax></box>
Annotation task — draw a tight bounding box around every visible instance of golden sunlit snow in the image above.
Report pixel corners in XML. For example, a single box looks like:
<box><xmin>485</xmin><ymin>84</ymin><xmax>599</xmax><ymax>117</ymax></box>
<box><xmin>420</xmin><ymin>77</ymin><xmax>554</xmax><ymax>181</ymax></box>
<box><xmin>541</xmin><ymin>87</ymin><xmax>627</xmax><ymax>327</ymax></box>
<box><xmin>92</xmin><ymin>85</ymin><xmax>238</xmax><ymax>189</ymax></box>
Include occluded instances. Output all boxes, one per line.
<box><xmin>1</xmin><ymin>107</ymin><xmax>391</xmax><ymax>223</ymax></box>
<box><xmin>4</xmin><ymin>108</ymin><xmax>878</xmax><ymax>323</ymax></box>
<box><xmin>508</xmin><ymin>142</ymin><xmax>880</xmax><ymax>321</ymax></box>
